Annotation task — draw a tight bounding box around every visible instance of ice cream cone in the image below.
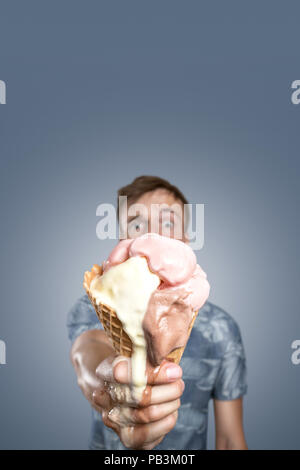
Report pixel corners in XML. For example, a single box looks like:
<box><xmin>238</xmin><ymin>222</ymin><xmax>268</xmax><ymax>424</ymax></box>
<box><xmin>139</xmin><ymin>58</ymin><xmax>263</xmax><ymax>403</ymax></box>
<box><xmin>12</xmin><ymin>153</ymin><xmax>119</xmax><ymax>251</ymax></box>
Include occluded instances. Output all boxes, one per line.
<box><xmin>83</xmin><ymin>264</ymin><xmax>198</xmax><ymax>365</ymax></box>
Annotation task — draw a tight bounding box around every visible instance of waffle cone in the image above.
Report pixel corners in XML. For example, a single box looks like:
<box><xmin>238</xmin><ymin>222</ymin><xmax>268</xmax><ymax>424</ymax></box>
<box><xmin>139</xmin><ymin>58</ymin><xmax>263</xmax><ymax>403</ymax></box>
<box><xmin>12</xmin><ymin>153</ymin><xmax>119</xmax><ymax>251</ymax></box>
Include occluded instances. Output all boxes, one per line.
<box><xmin>83</xmin><ymin>264</ymin><xmax>198</xmax><ymax>365</ymax></box>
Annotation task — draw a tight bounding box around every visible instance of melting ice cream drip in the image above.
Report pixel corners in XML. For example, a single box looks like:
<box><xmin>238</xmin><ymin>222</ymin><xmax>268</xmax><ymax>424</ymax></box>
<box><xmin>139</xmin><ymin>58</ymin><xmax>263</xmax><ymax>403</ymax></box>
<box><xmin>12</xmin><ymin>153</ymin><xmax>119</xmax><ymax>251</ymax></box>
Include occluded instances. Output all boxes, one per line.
<box><xmin>89</xmin><ymin>256</ymin><xmax>160</xmax><ymax>400</ymax></box>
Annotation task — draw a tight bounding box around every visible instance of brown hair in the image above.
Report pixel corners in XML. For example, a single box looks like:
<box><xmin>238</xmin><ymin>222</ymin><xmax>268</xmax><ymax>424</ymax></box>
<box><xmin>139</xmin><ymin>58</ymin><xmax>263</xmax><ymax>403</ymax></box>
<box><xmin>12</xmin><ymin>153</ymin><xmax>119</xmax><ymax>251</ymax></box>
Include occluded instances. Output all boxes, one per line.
<box><xmin>117</xmin><ymin>175</ymin><xmax>189</xmax><ymax>223</ymax></box>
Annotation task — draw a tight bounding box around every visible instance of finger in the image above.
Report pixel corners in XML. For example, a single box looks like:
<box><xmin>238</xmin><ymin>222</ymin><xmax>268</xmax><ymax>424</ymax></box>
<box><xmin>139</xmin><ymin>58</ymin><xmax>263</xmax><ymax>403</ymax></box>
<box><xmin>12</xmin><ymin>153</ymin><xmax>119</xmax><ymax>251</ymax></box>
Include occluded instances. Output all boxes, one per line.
<box><xmin>92</xmin><ymin>382</ymin><xmax>137</xmax><ymax>408</ymax></box>
<box><xmin>95</xmin><ymin>356</ymin><xmax>129</xmax><ymax>382</ymax></box>
<box><xmin>114</xmin><ymin>358</ymin><xmax>182</xmax><ymax>385</ymax></box>
<box><xmin>92</xmin><ymin>387</ymin><xmax>112</xmax><ymax>410</ymax></box>
<box><xmin>143</xmin><ymin>410</ymin><xmax>178</xmax><ymax>444</ymax></box>
<box><xmin>133</xmin><ymin>398</ymin><xmax>180</xmax><ymax>424</ymax></box>
<box><xmin>95</xmin><ymin>355</ymin><xmax>136</xmax><ymax>408</ymax></box>
<box><xmin>113</xmin><ymin>357</ymin><xmax>132</xmax><ymax>383</ymax></box>
<box><xmin>141</xmin><ymin>436</ymin><xmax>164</xmax><ymax>450</ymax></box>
<box><xmin>108</xmin><ymin>399</ymin><xmax>180</xmax><ymax>426</ymax></box>
<box><xmin>102</xmin><ymin>409</ymin><xmax>120</xmax><ymax>435</ymax></box>
<box><xmin>120</xmin><ymin>410</ymin><xmax>178</xmax><ymax>449</ymax></box>
<box><xmin>155</xmin><ymin>361</ymin><xmax>182</xmax><ymax>384</ymax></box>
<box><xmin>149</xmin><ymin>379</ymin><xmax>185</xmax><ymax>404</ymax></box>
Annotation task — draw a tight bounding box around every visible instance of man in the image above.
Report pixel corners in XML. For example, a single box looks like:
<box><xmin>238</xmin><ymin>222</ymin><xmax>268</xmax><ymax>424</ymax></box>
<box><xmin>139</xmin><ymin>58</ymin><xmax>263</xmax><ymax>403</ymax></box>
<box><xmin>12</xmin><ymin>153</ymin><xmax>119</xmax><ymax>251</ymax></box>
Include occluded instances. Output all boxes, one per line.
<box><xmin>67</xmin><ymin>175</ymin><xmax>248</xmax><ymax>450</ymax></box>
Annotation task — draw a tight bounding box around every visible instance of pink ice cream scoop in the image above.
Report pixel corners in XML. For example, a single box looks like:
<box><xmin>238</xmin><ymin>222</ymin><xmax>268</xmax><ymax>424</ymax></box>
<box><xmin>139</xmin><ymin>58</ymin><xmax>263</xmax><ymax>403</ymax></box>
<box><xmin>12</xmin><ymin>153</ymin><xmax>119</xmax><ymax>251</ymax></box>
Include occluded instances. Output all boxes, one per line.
<box><xmin>103</xmin><ymin>233</ymin><xmax>210</xmax><ymax>365</ymax></box>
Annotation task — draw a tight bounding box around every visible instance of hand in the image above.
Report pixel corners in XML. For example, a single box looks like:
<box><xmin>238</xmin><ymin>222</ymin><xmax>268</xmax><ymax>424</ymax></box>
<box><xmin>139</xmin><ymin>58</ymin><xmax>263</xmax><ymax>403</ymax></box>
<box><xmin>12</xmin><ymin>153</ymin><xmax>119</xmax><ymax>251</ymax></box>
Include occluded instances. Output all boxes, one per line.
<box><xmin>92</xmin><ymin>356</ymin><xmax>184</xmax><ymax>450</ymax></box>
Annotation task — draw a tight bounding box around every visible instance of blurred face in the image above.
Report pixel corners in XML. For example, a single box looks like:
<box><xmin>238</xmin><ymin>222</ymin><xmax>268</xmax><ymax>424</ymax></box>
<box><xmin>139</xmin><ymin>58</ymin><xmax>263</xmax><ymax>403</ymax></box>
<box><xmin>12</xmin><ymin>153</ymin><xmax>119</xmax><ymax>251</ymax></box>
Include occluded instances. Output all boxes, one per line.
<box><xmin>119</xmin><ymin>188</ymin><xmax>188</xmax><ymax>243</ymax></box>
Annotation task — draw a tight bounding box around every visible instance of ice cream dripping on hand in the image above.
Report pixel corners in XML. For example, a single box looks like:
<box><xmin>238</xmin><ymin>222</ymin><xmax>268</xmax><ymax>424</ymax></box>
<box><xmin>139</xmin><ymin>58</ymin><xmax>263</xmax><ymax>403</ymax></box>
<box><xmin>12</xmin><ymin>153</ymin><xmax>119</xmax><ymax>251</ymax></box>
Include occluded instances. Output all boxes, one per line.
<box><xmin>89</xmin><ymin>233</ymin><xmax>210</xmax><ymax>401</ymax></box>
<box><xmin>89</xmin><ymin>256</ymin><xmax>160</xmax><ymax>401</ymax></box>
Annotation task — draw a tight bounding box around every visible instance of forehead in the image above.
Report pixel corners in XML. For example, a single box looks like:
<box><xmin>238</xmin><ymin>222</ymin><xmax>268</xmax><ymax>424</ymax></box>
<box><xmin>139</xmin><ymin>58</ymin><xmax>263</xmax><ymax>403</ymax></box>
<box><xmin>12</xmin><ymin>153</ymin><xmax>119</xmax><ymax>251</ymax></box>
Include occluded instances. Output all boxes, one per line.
<box><xmin>133</xmin><ymin>188</ymin><xmax>182</xmax><ymax>207</ymax></box>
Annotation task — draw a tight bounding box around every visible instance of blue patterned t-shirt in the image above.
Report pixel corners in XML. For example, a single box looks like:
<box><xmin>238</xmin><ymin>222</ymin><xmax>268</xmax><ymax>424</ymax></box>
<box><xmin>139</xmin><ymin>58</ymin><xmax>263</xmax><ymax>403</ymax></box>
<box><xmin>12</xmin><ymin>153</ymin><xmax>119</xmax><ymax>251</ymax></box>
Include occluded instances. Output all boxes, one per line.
<box><xmin>67</xmin><ymin>294</ymin><xmax>248</xmax><ymax>450</ymax></box>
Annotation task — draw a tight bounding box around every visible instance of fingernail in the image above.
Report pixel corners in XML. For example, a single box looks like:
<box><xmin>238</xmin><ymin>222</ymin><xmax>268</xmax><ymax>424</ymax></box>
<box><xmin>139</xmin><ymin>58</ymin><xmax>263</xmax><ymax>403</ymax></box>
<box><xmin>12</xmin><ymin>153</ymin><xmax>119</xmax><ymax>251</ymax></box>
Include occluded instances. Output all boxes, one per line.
<box><xmin>166</xmin><ymin>365</ymin><xmax>182</xmax><ymax>380</ymax></box>
<box><xmin>112</xmin><ymin>356</ymin><xmax>130</xmax><ymax>368</ymax></box>
<box><xmin>113</xmin><ymin>356</ymin><xmax>131</xmax><ymax>382</ymax></box>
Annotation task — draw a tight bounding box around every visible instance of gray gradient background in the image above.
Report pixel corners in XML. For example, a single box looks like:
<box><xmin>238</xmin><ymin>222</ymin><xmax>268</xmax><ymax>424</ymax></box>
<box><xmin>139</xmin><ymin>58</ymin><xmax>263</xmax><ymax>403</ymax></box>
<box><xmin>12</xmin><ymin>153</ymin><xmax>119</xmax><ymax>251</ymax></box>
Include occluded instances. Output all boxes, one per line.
<box><xmin>0</xmin><ymin>1</ymin><xmax>299</xmax><ymax>449</ymax></box>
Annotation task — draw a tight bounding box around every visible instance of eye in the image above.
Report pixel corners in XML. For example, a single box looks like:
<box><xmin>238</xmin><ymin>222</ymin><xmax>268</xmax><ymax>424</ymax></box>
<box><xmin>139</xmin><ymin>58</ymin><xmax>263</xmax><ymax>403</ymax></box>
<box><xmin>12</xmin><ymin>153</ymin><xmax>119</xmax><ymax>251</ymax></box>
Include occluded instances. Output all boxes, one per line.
<box><xmin>162</xmin><ymin>220</ymin><xmax>174</xmax><ymax>228</ymax></box>
<box><xmin>134</xmin><ymin>222</ymin><xmax>142</xmax><ymax>231</ymax></box>
<box><xmin>128</xmin><ymin>218</ymin><xmax>147</xmax><ymax>235</ymax></box>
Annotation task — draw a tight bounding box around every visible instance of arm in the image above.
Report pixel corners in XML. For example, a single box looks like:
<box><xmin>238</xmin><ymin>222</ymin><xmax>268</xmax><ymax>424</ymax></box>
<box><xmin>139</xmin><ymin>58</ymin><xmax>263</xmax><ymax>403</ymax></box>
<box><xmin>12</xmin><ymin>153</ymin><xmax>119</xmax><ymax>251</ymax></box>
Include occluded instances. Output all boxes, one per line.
<box><xmin>70</xmin><ymin>329</ymin><xmax>115</xmax><ymax>411</ymax></box>
<box><xmin>213</xmin><ymin>397</ymin><xmax>248</xmax><ymax>450</ymax></box>
<box><xmin>209</xmin><ymin>310</ymin><xmax>248</xmax><ymax>450</ymax></box>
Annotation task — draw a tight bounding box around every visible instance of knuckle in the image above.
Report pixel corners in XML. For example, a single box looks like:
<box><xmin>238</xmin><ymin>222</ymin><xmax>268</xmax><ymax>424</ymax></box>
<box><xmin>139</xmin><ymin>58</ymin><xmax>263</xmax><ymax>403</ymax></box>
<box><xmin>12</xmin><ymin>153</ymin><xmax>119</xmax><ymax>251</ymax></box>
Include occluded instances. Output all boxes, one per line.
<box><xmin>141</xmin><ymin>442</ymin><xmax>156</xmax><ymax>450</ymax></box>
<box><xmin>96</xmin><ymin>356</ymin><xmax>115</xmax><ymax>380</ymax></box>
<box><xmin>102</xmin><ymin>410</ymin><xmax>120</xmax><ymax>435</ymax></box>
<box><xmin>142</xmin><ymin>436</ymin><xmax>163</xmax><ymax>450</ymax></box>
<box><xmin>178</xmin><ymin>379</ymin><xmax>185</xmax><ymax>395</ymax></box>
<box><xmin>148</xmin><ymin>404</ymin><xmax>159</xmax><ymax>421</ymax></box>
<box><xmin>120</xmin><ymin>427</ymin><xmax>138</xmax><ymax>449</ymax></box>
<box><xmin>92</xmin><ymin>391</ymin><xmax>101</xmax><ymax>405</ymax></box>
<box><xmin>175</xmin><ymin>380</ymin><xmax>183</xmax><ymax>397</ymax></box>
<box><xmin>132</xmin><ymin>408</ymin><xmax>149</xmax><ymax>424</ymax></box>
<box><xmin>95</xmin><ymin>363</ymin><xmax>103</xmax><ymax>378</ymax></box>
<box><xmin>92</xmin><ymin>387</ymin><xmax>106</xmax><ymax>406</ymax></box>
<box><xmin>167</xmin><ymin>411</ymin><xmax>178</xmax><ymax>432</ymax></box>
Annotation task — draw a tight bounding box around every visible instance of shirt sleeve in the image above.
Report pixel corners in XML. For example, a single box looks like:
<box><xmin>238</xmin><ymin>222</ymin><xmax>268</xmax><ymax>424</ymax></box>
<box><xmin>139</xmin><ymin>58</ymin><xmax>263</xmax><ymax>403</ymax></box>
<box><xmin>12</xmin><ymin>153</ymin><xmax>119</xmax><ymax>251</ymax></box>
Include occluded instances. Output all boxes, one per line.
<box><xmin>211</xmin><ymin>317</ymin><xmax>248</xmax><ymax>401</ymax></box>
<box><xmin>66</xmin><ymin>294</ymin><xmax>104</xmax><ymax>344</ymax></box>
